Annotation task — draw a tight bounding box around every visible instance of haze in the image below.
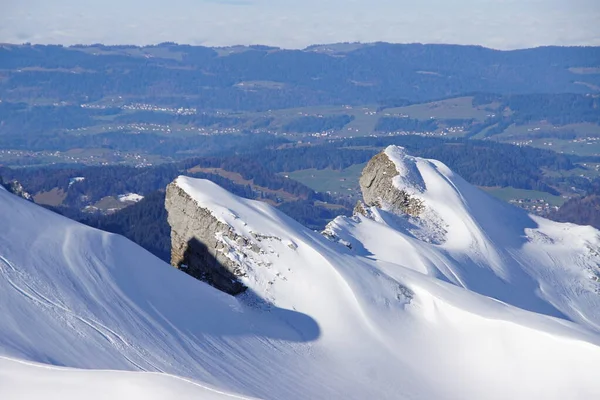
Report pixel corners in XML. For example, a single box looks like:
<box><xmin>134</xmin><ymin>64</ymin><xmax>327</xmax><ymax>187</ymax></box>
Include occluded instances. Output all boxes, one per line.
<box><xmin>1</xmin><ymin>0</ymin><xmax>599</xmax><ymax>49</ymax></box>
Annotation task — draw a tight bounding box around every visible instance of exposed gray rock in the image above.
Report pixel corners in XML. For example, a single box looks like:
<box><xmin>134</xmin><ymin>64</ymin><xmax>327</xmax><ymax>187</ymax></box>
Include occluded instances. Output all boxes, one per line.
<box><xmin>359</xmin><ymin>151</ymin><xmax>424</xmax><ymax>216</ymax></box>
<box><xmin>165</xmin><ymin>182</ymin><xmax>249</xmax><ymax>295</ymax></box>
<box><xmin>2</xmin><ymin>179</ymin><xmax>33</xmax><ymax>202</ymax></box>
<box><xmin>353</xmin><ymin>200</ymin><xmax>369</xmax><ymax>217</ymax></box>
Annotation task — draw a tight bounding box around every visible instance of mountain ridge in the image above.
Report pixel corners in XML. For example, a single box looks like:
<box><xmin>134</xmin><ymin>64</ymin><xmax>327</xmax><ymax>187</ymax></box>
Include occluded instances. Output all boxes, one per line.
<box><xmin>2</xmin><ymin>43</ymin><xmax>598</xmax><ymax>111</ymax></box>
<box><xmin>326</xmin><ymin>146</ymin><xmax>600</xmax><ymax>328</ymax></box>
<box><xmin>2</xmin><ymin>147</ymin><xmax>600</xmax><ymax>398</ymax></box>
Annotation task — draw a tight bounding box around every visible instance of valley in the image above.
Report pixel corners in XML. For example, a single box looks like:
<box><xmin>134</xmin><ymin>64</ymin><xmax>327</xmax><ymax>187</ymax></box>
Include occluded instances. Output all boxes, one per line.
<box><xmin>2</xmin><ymin>44</ymin><xmax>598</xmax><ymax>218</ymax></box>
<box><xmin>2</xmin><ymin>0</ymin><xmax>600</xmax><ymax>396</ymax></box>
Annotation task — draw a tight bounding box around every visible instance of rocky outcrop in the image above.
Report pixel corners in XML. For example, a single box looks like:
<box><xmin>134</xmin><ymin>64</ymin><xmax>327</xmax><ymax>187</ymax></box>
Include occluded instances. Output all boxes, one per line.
<box><xmin>353</xmin><ymin>200</ymin><xmax>369</xmax><ymax>218</ymax></box>
<box><xmin>165</xmin><ymin>182</ymin><xmax>248</xmax><ymax>295</ymax></box>
<box><xmin>1</xmin><ymin>178</ymin><xmax>33</xmax><ymax>202</ymax></box>
<box><xmin>359</xmin><ymin>149</ymin><xmax>424</xmax><ymax>216</ymax></box>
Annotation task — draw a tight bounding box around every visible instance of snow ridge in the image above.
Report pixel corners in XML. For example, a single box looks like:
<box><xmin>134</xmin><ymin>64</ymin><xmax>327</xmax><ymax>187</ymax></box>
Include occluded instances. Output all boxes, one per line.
<box><xmin>384</xmin><ymin>145</ymin><xmax>426</xmax><ymax>194</ymax></box>
<box><xmin>329</xmin><ymin>145</ymin><xmax>600</xmax><ymax>331</ymax></box>
<box><xmin>1</xmin><ymin>148</ymin><xmax>600</xmax><ymax>399</ymax></box>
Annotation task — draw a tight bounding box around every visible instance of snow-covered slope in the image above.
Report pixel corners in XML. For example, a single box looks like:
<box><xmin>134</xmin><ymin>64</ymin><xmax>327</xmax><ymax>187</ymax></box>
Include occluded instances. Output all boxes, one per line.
<box><xmin>2</xmin><ymin>149</ymin><xmax>600</xmax><ymax>399</ymax></box>
<box><xmin>0</xmin><ymin>356</ymin><xmax>255</xmax><ymax>400</ymax></box>
<box><xmin>326</xmin><ymin>146</ymin><xmax>600</xmax><ymax>331</ymax></box>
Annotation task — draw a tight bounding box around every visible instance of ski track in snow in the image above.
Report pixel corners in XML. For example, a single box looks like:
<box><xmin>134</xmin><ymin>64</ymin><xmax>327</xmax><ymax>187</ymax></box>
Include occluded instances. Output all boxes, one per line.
<box><xmin>0</xmin><ymin>253</ymin><xmax>159</xmax><ymax>373</ymax></box>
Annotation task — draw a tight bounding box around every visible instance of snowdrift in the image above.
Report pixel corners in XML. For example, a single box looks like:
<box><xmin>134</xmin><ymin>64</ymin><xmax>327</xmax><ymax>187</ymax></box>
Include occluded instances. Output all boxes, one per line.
<box><xmin>1</xmin><ymin>147</ymin><xmax>600</xmax><ymax>399</ymax></box>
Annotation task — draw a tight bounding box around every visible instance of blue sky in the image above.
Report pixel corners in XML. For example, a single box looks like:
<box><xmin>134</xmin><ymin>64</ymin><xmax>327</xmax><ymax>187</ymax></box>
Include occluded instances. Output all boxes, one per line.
<box><xmin>1</xmin><ymin>0</ymin><xmax>599</xmax><ymax>49</ymax></box>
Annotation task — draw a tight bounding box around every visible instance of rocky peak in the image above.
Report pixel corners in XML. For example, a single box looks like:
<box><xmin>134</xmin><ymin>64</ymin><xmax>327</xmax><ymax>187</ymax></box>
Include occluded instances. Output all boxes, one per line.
<box><xmin>165</xmin><ymin>182</ymin><xmax>248</xmax><ymax>295</ymax></box>
<box><xmin>358</xmin><ymin>146</ymin><xmax>424</xmax><ymax>216</ymax></box>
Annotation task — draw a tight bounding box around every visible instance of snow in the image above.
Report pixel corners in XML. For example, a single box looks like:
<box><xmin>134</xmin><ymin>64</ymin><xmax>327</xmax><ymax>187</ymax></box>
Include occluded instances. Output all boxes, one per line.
<box><xmin>68</xmin><ymin>177</ymin><xmax>85</xmax><ymax>187</ymax></box>
<box><xmin>118</xmin><ymin>193</ymin><xmax>144</xmax><ymax>203</ymax></box>
<box><xmin>0</xmin><ymin>356</ymin><xmax>256</xmax><ymax>400</ymax></box>
<box><xmin>2</xmin><ymin>147</ymin><xmax>600</xmax><ymax>399</ymax></box>
<box><xmin>328</xmin><ymin>146</ymin><xmax>600</xmax><ymax>331</ymax></box>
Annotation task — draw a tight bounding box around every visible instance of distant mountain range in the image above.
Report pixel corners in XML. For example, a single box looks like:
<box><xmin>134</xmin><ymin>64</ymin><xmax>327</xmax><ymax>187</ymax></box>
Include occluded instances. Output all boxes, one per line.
<box><xmin>1</xmin><ymin>42</ymin><xmax>599</xmax><ymax>110</ymax></box>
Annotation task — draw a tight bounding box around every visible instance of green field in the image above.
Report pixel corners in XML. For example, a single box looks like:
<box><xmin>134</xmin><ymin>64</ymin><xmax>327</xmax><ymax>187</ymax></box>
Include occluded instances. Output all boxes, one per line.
<box><xmin>256</xmin><ymin>97</ymin><xmax>496</xmax><ymax>137</ymax></box>
<box><xmin>287</xmin><ymin>166</ymin><xmax>570</xmax><ymax>214</ymax></box>
<box><xmin>284</xmin><ymin>163</ymin><xmax>366</xmax><ymax>195</ymax></box>
<box><xmin>254</xmin><ymin>104</ymin><xmax>380</xmax><ymax>137</ymax></box>
<box><xmin>480</xmin><ymin>187</ymin><xmax>566</xmax><ymax>207</ymax></box>
<box><xmin>382</xmin><ymin>96</ymin><xmax>493</xmax><ymax>121</ymax></box>
<box><xmin>473</xmin><ymin>121</ymin><xmax>599</xmax><ymax>155</ymax></box>
<box><xmin>250</xmin><ymin>98</ymin><xmax>490</xmax><ymax>137</ymax></box>
<box><xmin>498</xmin><ymin>122</ymin><xmax>600</xmax><ymax>137</ymax></box>
<box><xmin>92</xmin><ymin>196</ymin><xmax>128</xmax><ymax>212</ymax></box>
<box><xmin>525</xmin><ymin>138</ymin><xmax>600</xmax><ymax>157</ymax></box>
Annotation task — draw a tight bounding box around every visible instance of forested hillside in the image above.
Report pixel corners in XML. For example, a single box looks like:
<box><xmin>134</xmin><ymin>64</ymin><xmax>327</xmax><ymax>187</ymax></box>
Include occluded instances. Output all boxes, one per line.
<box><xmin>551</xmin><ymin>195</ymin><xmax>600</xmax><ymax>229</ymax></box>
<box><xmin>1</xmin><ymin>42</ymin><xmax>598</xmax><ymax>241</ymax></box>
<box><xmin>1</xmin><ymin>43</ymin><xmax>598</xmax><ymax>109</ymax></box>
<box><xmin>550</xmin><ymin>178</ymin><xmax>600</xmax><ymax>229</ymax></box>
<box><xmin>3</xmin><ymin>133</ymin><xmax>598</xmax><ymax>259</ymax></box>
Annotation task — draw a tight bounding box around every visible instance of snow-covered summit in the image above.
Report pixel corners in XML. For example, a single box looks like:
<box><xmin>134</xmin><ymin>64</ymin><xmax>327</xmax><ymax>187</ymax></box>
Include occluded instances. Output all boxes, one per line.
<box><xmin>330</xmin><ymin>145</ymin><xmax>600</xmax><ymax>331</ymax></box>
<box><xmin>2</xmin><ymin>148</ymin><xmax>600</xmax><ymax>399</ymax></box>
<box><xmin>384</xmin><ymin>145</ymin><xmax>427</xmax><ymax>194</ymax></box>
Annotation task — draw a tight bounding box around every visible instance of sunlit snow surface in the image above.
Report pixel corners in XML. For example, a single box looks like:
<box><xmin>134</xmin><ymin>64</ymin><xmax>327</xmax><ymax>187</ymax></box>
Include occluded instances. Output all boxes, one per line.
<box><xmin>118</xmin><ymin>193</ymin><xmax>144</xmax><ymax>203</ymax></box>
<box><xmin>0</xmin><ymin>357</ymin><xmax>256</xmax><ymax>400</ymax></box>
<box><xmin>2</xmin><ymin>147</ymin><xmax>600</xmax><ymax>399</ymax></box>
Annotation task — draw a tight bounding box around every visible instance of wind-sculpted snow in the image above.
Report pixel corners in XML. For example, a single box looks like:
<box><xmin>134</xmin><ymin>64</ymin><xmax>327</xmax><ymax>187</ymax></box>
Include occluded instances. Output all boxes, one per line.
<box><xmin>331</xmin><ymin>146</ymin><xmax>600</xmax><ymax>332</ymax></box>
<box><xmin>2</xmin><ymin>150</ymin><xmax>600</xmax><ymax>399</ymax></box>
<box><xmin>0</xmin><ymin>356</ymin><xmax>258</xmax><ymax>400</ymax></box>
